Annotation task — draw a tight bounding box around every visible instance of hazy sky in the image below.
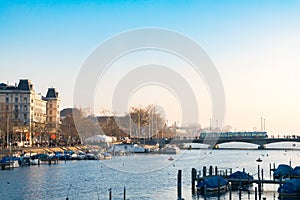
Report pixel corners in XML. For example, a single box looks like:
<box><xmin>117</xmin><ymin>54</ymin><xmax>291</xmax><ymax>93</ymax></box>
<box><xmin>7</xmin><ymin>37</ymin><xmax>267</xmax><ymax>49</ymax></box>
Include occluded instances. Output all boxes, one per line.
<box><xmin>1</xmin><ymin>1</ymin><xmax>300</xmax><ymax>135</ymax></box>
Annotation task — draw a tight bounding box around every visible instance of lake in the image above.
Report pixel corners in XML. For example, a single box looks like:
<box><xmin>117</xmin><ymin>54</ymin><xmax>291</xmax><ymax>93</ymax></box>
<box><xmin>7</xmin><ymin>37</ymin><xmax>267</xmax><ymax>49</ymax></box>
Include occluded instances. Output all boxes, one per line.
<box><xmin>1</xmin><ymin>147</ymin><xmax>300</xmax><ymax>200</ymax></box>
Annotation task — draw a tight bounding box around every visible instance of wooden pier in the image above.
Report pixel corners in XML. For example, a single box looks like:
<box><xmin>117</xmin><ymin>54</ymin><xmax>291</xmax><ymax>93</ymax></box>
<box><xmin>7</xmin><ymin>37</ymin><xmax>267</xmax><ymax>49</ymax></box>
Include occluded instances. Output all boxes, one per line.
<box><xmin>190</xmin><ymin>164</ymin><xmax>293</xmax><ymax>199</ymax></box>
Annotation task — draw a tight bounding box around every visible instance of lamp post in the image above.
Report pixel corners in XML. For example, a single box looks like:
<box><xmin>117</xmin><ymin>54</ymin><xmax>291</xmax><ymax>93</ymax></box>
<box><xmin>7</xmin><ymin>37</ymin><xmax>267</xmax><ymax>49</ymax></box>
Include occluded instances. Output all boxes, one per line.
<box><xmin>6</xmin><ymin>113</ymin><xmax>9</xmax><ymax>149</ymax></box>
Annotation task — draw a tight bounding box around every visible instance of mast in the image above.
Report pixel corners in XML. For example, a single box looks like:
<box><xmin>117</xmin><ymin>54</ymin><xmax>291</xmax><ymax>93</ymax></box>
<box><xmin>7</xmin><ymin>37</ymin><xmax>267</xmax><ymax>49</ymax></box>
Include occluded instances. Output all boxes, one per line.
<box><xmin>6</xmin><ymin>113</ymin><xmax>9</xmax><ymax>149</ymax></box>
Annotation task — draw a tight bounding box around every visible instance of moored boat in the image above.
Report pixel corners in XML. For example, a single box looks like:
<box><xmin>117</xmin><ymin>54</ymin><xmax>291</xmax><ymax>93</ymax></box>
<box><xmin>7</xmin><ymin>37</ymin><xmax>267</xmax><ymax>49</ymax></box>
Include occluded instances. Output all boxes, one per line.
<box><xmin>274</xmin><ymin>164</ymin><xmax>294</xmax><ymax>180</ymax></box>
<box><xmin>197</xmin><ymin>176</ymin><xmax>229</xmax><ymax>195</ymax></box>
<box><xmin>227</xmin><ymin>171</ymin><xmax>254</xmax><ymax>190</ymax></box>
<box><xmin>103</xmin><ymin>152</ymin><xmax>112</xmax><ymax>160</ymax></box>
<box><xmin>0</xmin><ymin>156</ymin><xmax>20</xmax><ymax>169</ymax></box>
<box><xmin>161</xmin><ymin>145</ymin><xmax>180</xmax><ymax>154</ymax></box>
<box><xmin>278</xmin><ymin>178</ymin><xmax>300</xmax><ymax>197</ymax></box>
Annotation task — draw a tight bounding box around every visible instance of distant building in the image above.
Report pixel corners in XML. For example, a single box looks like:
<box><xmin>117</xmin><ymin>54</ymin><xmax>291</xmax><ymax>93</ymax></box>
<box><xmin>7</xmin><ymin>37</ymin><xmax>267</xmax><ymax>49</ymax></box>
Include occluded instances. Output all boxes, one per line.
<box><xmin>43</xmin><ymin>88</ymin><xmax>60</xmax><ymax>139</ymax></box>
<box><xmin>0</xmin><ymin>79</ymin><xmax>60</xmax><ymax>146</ymax></box>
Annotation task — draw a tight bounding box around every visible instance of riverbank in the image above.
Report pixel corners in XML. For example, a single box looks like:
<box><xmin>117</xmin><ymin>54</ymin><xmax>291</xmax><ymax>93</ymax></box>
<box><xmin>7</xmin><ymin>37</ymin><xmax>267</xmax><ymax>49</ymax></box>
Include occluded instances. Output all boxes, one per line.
<box><xmin>0</xmin><ymin>145</ymin><xmax>100</xmax><ymax>159</ymax></box>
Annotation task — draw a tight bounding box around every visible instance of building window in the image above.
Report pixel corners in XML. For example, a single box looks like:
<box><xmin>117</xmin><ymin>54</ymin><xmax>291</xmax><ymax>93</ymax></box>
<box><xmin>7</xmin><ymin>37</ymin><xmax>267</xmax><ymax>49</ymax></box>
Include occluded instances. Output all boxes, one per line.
<box><xmin>49</xmin><ymin>117</ymin><xmax>52</xmax><ymax>122</ymax></box>
<box><xmin>15</xmin><ymin>114</ymin><xmax>18</xmax><ymax>119</ymax></box>
<box><xmin>24</xmin><ymin>105</ymin><xmax>27</xmax><ymax>111</ymax></box>
<box><xmin>15</xmin><ymin>97</ymin><xmax>18</xmax><ymax>103</ymax></box>
<box><xmin>24</xmin><ymin>97</ymin><xmax>27</xmax><ymax>103</ymax></box>
<box><xmin>24</xmin><ymin>114</ymin><xmax>27</xmax><ymax>119</ymax></box>
<box><xmin>50</xmin><ymin>111</ymin><xmax>52</xmax><ymax>115</ymax></box>
<box><xmin>6</xmin><ymin>97</ymin><xmax>9</xmax><ymax>103</ymax></box>
<box><xmin>50</xmin><ymin>104</ymin><xmax>52</xmax><ymax>108</ymax></box>
<box><xmin>6</xmin><ymin>105</ymin><xmax>9</xmax><ymax>111</ymax></box>
<box><xmin>15</xmin><ymin>105</ymin><xmax>18</xmax><ymax>111</ymax></box>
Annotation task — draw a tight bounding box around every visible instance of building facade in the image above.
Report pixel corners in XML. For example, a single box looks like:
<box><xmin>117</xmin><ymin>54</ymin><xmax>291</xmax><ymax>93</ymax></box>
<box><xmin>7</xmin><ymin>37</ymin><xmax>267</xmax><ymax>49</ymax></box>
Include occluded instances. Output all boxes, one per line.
<box><xmin>44</xmin><ymin>88</ymin><xmax>60</xmax><ymax>140</ymax></box>
<box><xmin>0</xmin><ymin>79</ymin><xmax>60</xmax><ymax>147</ymax></box>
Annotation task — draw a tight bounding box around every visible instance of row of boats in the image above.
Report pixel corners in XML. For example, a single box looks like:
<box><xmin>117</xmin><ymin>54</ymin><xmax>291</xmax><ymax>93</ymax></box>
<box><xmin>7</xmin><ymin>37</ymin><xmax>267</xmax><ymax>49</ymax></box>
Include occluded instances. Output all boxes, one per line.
<box><xmin>0</xmin><ymin>150</ymin><xmax>112</xmax><ymax>169</ymax></box>
<box><xmin>0</xmin><ymin>144</ymin><xmax>181</xmax><ymax>170</ymax></box>
<box><xmin>274</xmin><ymin>164</ymin><xmax>300</xmax><ymax>197</ymax></box>
<box><xmin>196</xmin><ymin>171</ymin><xmax>254</xmax><ymax>195</ymax></box>
<box><xmin>196</xmin><ymin>164</ymin><xmax>300</xmax><ymax>198</ymax></box>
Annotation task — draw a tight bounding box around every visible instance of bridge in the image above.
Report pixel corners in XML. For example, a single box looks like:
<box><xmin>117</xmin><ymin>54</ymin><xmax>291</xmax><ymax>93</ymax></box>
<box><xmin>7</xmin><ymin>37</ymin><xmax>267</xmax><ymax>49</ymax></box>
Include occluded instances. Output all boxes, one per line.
<box><xmin>163</xmin><ymin>137</ymin><xmax>300</xmax><ymax>149</ymax></box>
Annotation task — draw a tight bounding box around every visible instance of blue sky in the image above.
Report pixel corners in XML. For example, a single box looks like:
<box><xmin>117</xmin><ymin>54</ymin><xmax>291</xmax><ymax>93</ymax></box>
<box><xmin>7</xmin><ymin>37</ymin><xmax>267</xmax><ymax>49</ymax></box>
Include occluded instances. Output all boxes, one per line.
<box><xmin>1</xmin><ymin>0</ymin><xmax>300</xmax><ymax>134</ymax></box>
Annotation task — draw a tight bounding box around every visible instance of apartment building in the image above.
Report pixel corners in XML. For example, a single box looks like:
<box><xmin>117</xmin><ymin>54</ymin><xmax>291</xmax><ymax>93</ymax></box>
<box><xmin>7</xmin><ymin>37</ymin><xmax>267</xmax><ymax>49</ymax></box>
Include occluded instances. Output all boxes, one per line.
<box><xmin>0</xmin><ymin>79</ymin><xmax>59</xmax><ymax>146</ymax></box>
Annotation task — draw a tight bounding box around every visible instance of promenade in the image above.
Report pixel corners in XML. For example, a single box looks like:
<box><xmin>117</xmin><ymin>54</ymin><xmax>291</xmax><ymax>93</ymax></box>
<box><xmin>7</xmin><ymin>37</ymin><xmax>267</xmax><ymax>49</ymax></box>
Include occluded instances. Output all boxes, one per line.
<box><xmin>0</xmin><ymin>145</ymin><xmax>97</xmax><ymax>159</ymax></box>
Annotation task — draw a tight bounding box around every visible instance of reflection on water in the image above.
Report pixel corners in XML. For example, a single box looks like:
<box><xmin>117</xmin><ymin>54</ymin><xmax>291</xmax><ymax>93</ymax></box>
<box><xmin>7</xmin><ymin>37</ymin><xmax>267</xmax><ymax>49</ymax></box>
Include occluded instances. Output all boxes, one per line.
<box><xmin>1</xmin><ymin>147</ymin><xmax>300</xmax><ymax>200</ymax></box>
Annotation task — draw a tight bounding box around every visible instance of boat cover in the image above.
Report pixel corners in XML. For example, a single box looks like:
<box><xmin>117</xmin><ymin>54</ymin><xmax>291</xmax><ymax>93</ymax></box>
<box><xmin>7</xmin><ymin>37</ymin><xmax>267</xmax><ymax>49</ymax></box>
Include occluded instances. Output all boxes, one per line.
<box><xmin>228</xmin><ymin>171</ymin><xmax>254</xmax><ymax>180</ymax></box>
<box><xmin>0</xmin><ymin>156</ymin><xmax>19</xmax><ymax>163</ymax></box>
<box><xmin>274</xmin><ymin>164</ymin><xmax>294</xmax><ymax>177</ymax></box>
<box><xmin>278</xmin><ymin>178</ymin><xmax>300</xmax><ymax>194</ymax></box>
<box><xmin>197</xmin><ymin>176</ymin><xmax>228</xmax><ymax>188</ymax></box>
<box><xmin>294</xmin><ymin>166</ymin><xmax>300</xmax><ymax>176</ymax></box>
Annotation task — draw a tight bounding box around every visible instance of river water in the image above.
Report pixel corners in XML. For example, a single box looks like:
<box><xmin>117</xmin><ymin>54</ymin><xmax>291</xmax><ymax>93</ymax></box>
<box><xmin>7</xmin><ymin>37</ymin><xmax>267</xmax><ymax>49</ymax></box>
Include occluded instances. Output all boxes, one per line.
<box><xmin>1</xmin><ymin>146</ymin><xmax>300</xmax><ymax>200</ymax></box>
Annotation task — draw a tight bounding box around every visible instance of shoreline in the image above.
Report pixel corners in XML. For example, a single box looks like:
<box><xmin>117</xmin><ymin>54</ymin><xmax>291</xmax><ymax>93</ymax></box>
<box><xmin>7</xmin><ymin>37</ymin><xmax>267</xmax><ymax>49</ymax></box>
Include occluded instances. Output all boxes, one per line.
<box><xmin>0</xmin><ymin>145</ymin><xmax>96</xmax><ymax>158</ymax></box>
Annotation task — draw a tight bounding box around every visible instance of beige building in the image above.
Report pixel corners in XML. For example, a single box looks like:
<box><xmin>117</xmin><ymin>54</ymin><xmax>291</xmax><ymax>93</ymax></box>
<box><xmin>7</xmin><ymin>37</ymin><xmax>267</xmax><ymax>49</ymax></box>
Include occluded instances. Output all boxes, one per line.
<box><xmin>0</xmin><ymin>79</ymin><xmax>60</xmax><ymax>146</ymax></box>
<box><xmin>44</xmin><ymin>88</ymin><xmax>60</xmax><ymax>140</ymax></box>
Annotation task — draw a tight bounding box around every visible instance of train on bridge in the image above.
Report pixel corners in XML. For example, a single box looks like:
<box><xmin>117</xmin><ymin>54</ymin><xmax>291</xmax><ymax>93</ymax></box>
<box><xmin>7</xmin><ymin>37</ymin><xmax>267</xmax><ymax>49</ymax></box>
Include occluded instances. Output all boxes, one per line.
<box><xmin>199</xmin><ymin>131</ymin><xmax>268</xmax><ymax>139</ymax></box>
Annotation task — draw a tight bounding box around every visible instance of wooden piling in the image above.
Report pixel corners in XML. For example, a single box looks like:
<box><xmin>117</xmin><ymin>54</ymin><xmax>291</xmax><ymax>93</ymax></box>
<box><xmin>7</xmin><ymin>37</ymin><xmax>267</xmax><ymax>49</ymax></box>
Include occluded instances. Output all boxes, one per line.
<box><xmin>203</xmin><ymin>185</ymin><xmax>207</xmax><ymax>200</ymax></box>
<box><xmin>177</xmin><ymin>170</ymin><xmax>182</xmax><ymax>200</ymax></box>
<box><xmin>269</xmin><ymin>163</ymin><xmax>271</xmax><ymax>177</ymax></box>
<box><xmin>215</xmin><ymin>166</ymin><xmax>218</xmax><ymax>176</ymax></box>
<box><xmin>109</xmin><ymin>188</ymin><xmax>112</xmax><ymax>200</ymax></box>
<box><xmin>229</xmin><ymin>183</ymin><xmax>232</xmax><ymax>200</ymax></box>
<box><xmin>261</xmin><ymin>169</ymin><xmax>264</xmax><ymax>189</ymax></box>
<box><xmin>209</xmin><ymin>166</ymin><xmax>213</xmax><ymax>176</ymax></box>
<box><xmin>255</xmin><ymin>187</ymin><xmax>258</xmax><ymax>200</ymax></box>
<box><xmin>124</xmin><ymin>186</ymin><xmax>126</xmax><ymax>200</ymax></box>
<box><xmin>191</xmin><ymin>168</ymin><xmax>196</xmax><ymax>195</ymax></box>
<box><xmin>258</xmin><ymin>165</ymin><xmax>260</xmax><ymax>179</ymax></box>
<box><xmin>203</xmin><ymin>166</ymin><xmax>207</xmax><ymax>177</ymax></box>
<box><xmin>217</xmin><ymin>175</ymin><xmax>220</xmax><ymax>198</ymax></box>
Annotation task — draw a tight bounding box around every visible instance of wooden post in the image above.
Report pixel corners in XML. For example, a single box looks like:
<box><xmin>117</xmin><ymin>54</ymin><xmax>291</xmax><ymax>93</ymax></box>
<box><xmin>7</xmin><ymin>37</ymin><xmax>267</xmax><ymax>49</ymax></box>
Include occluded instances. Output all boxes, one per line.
<box><xmin>203</xmin><ymin>185</ymin><xmax>207</xmax><ymax>200</ymax></box>
<box><xmin>191</xmin><ymin>168</ymin><xmax>196</xmax><ymax>195</ymax></box>
<box><xmin>124</xmin><ymin>186</ymin><xmax>126</xmax><ymax>200</ymax></box>
<box><xmin>177</xmin><ymin>170</ymin><xmax>182</xmax><ymax>200</ymax></box>
<box><xmin>255</xmin><ymin>187</ymin><xmax>258</xmax><ymax>200</ymax></box>
<box><xmin>261</xmin><ymin>168</ymin><xmax>264</xmax><ymax>189</ymax></box>
<box><xmin>248</xmin><ymin>173</ymin><xmax>250</xmax><ymax>183</ymax></box>
<box><xmin>215</xmin><ymin>166</ymin><xmax>218</xmax><ymax>176</ymax></box>
<box><xmin>218</xmin><ymin>175</ymin><xmax>220</xmax><ymax>198</ymax></box>
<box><xmin>109</xmin><ymin>188</ymin><xmax>112</xmax><ymax>200</ymax></box>
<box><xmin>229</xmin><ymin>183</ymin><xmax>232</xmax><ymax>200</ymax></box>
<box><xmin>269</xmin><ymin>163</ymin><xmax>272</xmax><ymax>177</ymax></box>
<box><xmin>203</xmin><ymin>166</ymin><xmax>207</xmax><ymax>177</ymax></box>
<box><xmin>209</xmin><ymin>166</ymin><xmax>213</xmax><ymax>176</ymax></box>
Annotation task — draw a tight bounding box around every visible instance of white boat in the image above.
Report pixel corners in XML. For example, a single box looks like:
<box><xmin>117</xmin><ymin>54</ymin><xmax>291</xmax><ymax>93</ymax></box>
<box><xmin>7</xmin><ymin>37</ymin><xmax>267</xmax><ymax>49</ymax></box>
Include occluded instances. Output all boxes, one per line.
<box><xmin>162</xmin><ymin>145</ymin><xmax>180</xmax><ymax>154</ymax></box>
<box><xmin>168</xmin><ymin>156</ymin><xmax>174</xmax><ymax>161</ymax></box>
<box><xmin>0</xmin><ymin>156</ymin><xmax>20</xmax><ymax>169</ymax></box>
<box><xmin>103</xmin><ymin>152</ymin><xmax>112</xmax><ymax>160</ymax></box>
<box><xmin>30</xmin><ymin>158</ymin><xmax>39</xmax><ymax>165</ymax></box>
<box><xmin>11</xmin><ymin>160</ymin><xmax>20</xmax><ymax>168</ymax></box>
<box><xmin>133</xmin><ymin>144</ymin><xmax>146</xmax><ymax>153</ymax></box>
